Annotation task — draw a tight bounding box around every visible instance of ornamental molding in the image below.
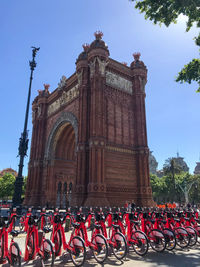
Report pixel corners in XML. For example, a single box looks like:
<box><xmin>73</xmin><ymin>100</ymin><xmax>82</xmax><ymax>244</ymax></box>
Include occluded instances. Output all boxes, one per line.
<box><xmin>47</xmin><ymin>84</ymin><xmax>79</xmax><ymax>116</ymax></box>
<box><xmin>89</xmin><ymin>56</ymin><xmax>108</xmax><ymax>78</ymax></box>
<box><xmin>106</xmin><ymin>71</ymin><xmax>132</xmax><ymax>94</ymax></box>
<box><xmin>45</xmin><ymin>111</ymin><xmax>78</xmax><ymax>160</ymax></box>
<box><xmin>139</xmin><ymin>76</ymin><xmax>147</xmax><ymax>92</ymax></box>
<box><xmin>97</xmin><ymin>57</ymin><xmax>108</xmax><ymax>76</ymax></box>
<box><xmin>89</xmin><ymin>57</ymin><xmax>96</xmax><ymax>78</ymax></box>
<box><xmin>105</xmin><ymin>87</ymin><xmax>132</xmax><ymax>107</ymax></box>
<box><xmin>76</xmin><ymin>69</ymin><xmax>83</xmax><ymax>86</ymax></box>
<box><xmin>106</xmin><ymin>145</ymin><xmax>135</xmax><ymax>154</ymax></box>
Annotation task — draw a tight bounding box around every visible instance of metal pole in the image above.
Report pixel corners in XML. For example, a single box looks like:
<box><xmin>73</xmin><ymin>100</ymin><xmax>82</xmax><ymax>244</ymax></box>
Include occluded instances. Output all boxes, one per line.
<box><xmin>12</xmin><ymin>47</ymin><xmax>40</xmax><ymax>207</ymax></box>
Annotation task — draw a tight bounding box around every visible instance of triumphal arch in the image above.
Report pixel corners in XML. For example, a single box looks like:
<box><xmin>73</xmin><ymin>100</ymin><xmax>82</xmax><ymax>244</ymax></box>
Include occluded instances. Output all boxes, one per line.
<box><xmin>24</xmin><ymin>31</ymin><xmax>153</xmax><ymax>207</ymax></box>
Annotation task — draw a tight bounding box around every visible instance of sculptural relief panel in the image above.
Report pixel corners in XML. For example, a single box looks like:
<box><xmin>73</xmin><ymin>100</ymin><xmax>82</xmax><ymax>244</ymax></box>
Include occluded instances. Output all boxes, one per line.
<box><xmin>47</xmin><ymin>84</ymin><xmax>79</xmax><ymax>116</ymax></box>
<box><xmin>106</xmin><ymin>71</ymin><xmax>132</xmax><ymax>94</ymax></box>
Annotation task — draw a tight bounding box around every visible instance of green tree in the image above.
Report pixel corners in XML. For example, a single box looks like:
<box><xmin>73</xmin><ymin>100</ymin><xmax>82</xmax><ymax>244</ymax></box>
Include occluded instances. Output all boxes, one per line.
<box><xmin>0</xmin><ymin>173</ymin><xmax>15</xmax><ymax>200</ymax></box>
<box><xmin>131</xmin><ymin>0</ymin><xmax>200</xmax><ymax>92</ymax></box>
<box><xmin>163</xmin><ymin>158</ymin><xmax>183</xmax><ymax>175</ymax></box>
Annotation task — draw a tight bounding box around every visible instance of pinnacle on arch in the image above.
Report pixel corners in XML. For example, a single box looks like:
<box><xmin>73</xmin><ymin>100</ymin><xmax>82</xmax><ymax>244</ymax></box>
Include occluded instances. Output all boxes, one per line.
<box><xmin>94</xmin><ymin>30</ymin><xmax>103</xmax><ymax>40</ymax></box>
<box><xmin>133</xmin><ymin>52</ymin><xmax>141</xmax><ymax>61</ymax></box>
<box><xmin>82</xmin><ymin>43</ymin><xmax>90</xmax><ymax>52</ymax></box>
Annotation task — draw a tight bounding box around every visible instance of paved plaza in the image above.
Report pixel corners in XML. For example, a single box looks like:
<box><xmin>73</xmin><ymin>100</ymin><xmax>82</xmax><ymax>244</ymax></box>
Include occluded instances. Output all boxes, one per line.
<box><xmin>2</xmin><ymin>231</ymin><xmax>200</xmax><ymax>267</ymax></box>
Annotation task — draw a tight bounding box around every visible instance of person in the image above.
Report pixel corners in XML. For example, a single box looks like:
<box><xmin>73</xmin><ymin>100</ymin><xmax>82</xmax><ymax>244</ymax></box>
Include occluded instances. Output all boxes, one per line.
<box><xmin>131</xmin><ymin>202</ymin><xmax>135</xmax><ymax>211</ymax></box>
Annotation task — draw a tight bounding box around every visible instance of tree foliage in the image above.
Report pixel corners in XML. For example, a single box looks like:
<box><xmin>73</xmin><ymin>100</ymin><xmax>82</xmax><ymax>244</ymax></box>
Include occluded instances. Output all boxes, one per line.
<box><xmin>150</xmin><ymin>172</ymin><xmax>200</xmax><ymax>204</ymax></box>
<box><xmin>131</xmin><ymin>0</ymin><xmax>200</xmax><ymax>92</ymax></box>
<box><xmin>0</xmin><ymin>174</ymin><xmax>27</xmax><ymax>200</ymax></box>
<box><xmin>0</xmin><ymin>173</ymin><xmax>15</xmax><ymax>199</ymax></box>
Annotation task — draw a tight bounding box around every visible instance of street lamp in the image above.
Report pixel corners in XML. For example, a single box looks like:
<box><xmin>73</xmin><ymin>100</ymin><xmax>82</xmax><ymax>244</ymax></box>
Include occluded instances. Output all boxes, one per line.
<box><xmin>12</xmin><ymin>47</ymin><xmax>40</xmax><ymax>207</ymax></box>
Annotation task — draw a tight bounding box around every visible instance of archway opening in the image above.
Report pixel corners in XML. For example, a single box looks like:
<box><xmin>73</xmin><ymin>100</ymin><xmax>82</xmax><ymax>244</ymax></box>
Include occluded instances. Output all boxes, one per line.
<box><xmin>53</xmin><ymin>122</ymin><xmax>76</xmax><ymax>207</ymax></box>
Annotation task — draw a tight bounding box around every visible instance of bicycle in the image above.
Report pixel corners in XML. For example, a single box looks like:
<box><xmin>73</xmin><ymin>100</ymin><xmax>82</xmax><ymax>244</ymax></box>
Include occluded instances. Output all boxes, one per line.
<box><xmin>0</xmin><ymin>216</ymin><xmax>21</xmax><ymax>266</ymax></box>
<box><xmin>24</xmin><ymin>215</ymin><xmax>55</xmax><ymax>266</ymax></box>
<box><xmin>126</xmin><ymin>212</ymin><xmax>149</xmax><ymax>256</ymax></box>
<box><xmin>51</xmin><ymin>213</ymin><xmax>86</xmax><ymax>266</ymax></box>
<box><xmin>140</xmin><ymin>212</ymin><xmax>166</xmax><ymax>252</ymax></box>
<box><xmin>74</xmin><ymin>213</ymin><xmax>108</xmax><ymax>264</ymax></box>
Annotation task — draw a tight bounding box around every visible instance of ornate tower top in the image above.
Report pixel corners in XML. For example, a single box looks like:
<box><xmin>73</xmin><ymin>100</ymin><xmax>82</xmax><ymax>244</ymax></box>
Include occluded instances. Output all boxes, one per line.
<box><xmin>94</xmin><ymin>31</ymin><xmax>103</xmax><ymax>40</ymax></box>
<box><xmin>133</xmin><ymin>52</ymin><xmax>141</xmax><ymax>62</ymax></box>
<box><xmin>82</xmin><ymin>43</ymin><xmax>90</xmax><ymax>52</ymax></box>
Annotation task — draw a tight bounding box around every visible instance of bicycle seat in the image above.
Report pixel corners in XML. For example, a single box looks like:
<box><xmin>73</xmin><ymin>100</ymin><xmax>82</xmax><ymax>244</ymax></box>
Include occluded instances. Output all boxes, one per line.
<box><xmin>43</xmin><ymin>226</ymin><xmax>52</xmax><ymax>233</ymax></box>
<box><xmin>71</xmin><ymin>221</ymin><xmax>80</xmax><ymax>229</ymax></box>
<box><xmin>161</xmin><ymin>220</ymin><xmax>167</xmax><ymax>224</ymax></box>
<box><xmin>174</xmin><ymin>218</ymin><xmax>180</xmax><ymax>222</ymax></box>
<box><xmin>195</xmin><ymin>218</ymin><xmax>200</xmax><ymax>223</ymax></box>
<box><xmin>112</xmin><ymin>224</ymin><xmax>120</xmax><ymax>229</ymax></box>
<box><xmin>151</xmin><ymin>220</ymin><xmax>155</xmax><ymax>224</ymax></box>
<box><xmin>184</xmin><ymin>218</ymin><xmax>190</xmax><ymax>221</ymax></box>
<box><xmin>10</xmin><ymin>230</ymin><xmax>19</xmax><ymax>237</ymax></box>
<box><xmin>94</xmin><ymin>224</ymin><xmax>102</xmax><ymax>229</ymax></box>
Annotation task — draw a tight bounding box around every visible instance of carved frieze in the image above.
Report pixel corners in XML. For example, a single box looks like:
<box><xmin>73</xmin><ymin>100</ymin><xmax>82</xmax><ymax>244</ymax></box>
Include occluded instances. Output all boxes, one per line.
<box><xmin>47</xmin><ymin>85</ymin><xmax>79</xmax><ymax>116</ymax></box>
<box><xmin>106</xmin><ymin>71</ymin><xmax>132</xmax><ymax>94</ymax></box>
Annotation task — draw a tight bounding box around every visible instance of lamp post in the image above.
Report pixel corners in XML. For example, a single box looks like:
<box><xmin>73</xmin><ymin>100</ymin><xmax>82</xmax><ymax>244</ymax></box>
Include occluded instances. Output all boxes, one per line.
<box><xmin>13</xmin><ymin>47</ymin><xmax>40</xmax><ymax>207</ymax></box>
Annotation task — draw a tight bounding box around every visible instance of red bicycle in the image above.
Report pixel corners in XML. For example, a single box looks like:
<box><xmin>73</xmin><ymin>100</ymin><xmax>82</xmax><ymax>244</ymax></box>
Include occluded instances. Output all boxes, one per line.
<box><xmin>140</xmin><ymin>212</ymin><xmax>166</xmax><ymax>252</ymax></box>
<box><xmin>74</xmin><ymin>213</ymin><xmax>108</xmax><ymax>264</ymax></box>
<box><xmin>51</xmin><ymin>213</ymin><xmax>86</xmax><ymax>266</ymax></box>
<box><xmin>0</xmin><ymin>216</ymin><xmax>21</xmax><ymax>266</ymax></box>
<box><xmin>24</xmin><ymin>215</ymin><xmax>55</xmax><ymax>266</ymax></box>
<box><xmin>95</xmin><ymin>211</ymin><xmax>128</xmax><ymax>260</ymax></box>
<box><xmin>125</xmin><ymin>212</ymin><xmax>149</xmax><ymax>256</ymax></box>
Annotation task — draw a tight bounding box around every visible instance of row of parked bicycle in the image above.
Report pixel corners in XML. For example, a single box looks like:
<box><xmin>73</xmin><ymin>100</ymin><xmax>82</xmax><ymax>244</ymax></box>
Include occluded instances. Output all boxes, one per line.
<box><xmin>0</xmin><ymin>206</ymin><xmax>200</xmax><ymax>266</ymax></box>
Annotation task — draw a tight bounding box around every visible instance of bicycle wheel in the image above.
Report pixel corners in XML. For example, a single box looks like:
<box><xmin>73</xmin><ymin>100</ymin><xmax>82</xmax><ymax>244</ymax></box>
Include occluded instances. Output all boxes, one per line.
<box><xmin>0</xmin><ymin>234</ymin><xmax>4</xmax><ymax>262</ymax></box>
<box><xmin>53</xmin><ymin>230</ymin><xmax>62</xmax><ymax>257</ymax></box>
<box><xmin>174</xmin><ymin>227</ymin><xmax>190</xmax><ymax>248</ymax></box>
<box><xmin>69</xmin><ymin>236</ymin><xmax>86</xmax><ymax>267</ymax></box>
<box><xmin>91</xmin><ymin>234</ymin><xmax>108</xmax><ymax>264</ymax></box>
<box><xmin>111</xmin><ymin>232</ymin><xmax>128</xmax><ymax>260</ymax></box>
<box><xmin>131</xmin><ymin>230</ymin><xmax>149</xmax><ymax>256</ymax></box>
<box><xmin>10</xmin><ymin>242</ymin><xmax>21</xmax><ymax>266</ymax></box>
<box><xmin>26</xmin><ymin>232</ymin><xmax>35</xmax><ymax>260</ymax></box>
<box><xmin>185</xmin><ymin>226</ymin><xmax>197</xmax><ymax>247</ymax></box>
<box><xmin>41</xmin><ymin>239</ymin><xmax>55</xmax><ymax>266</ymax></box>
<box><xmin>194</xmin><ymin>225</ymin><xmax>200</xmax><ymax>244</ymax></box>
<box><xmin>163</xmin><ymin>228</ymin><xmax>176</xmax><ymax>251</ymax></box>
<box><xmin>148</xmin><ymin>229</ymin><xmax>166</xmax><ymax>252</ymax></box>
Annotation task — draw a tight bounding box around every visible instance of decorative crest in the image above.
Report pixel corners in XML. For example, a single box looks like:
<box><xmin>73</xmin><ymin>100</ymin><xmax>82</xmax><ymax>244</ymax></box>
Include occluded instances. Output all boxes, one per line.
<box><xmin>43</xmin><ymin>84</ymin><xmax>50</xmax><ymax>92</ymax></box>
<box><xmin>58</xmin><ymin>75</ymin><xmax>67</xmax><ymax>90</ymax></box>
<box><xmin>122</xmin><ymin>62</ymin><xmax>128</xmax><ymax>66</ymax></box>
<box><xmin>94</xmin><ymin>31</ymin><xmax>103</xmax><ymax>40</ymax></box>
<box><xmin>82</xmin><ymin>43</ymin><xmax>90</xmax><ymax>52</ymax></box>
<box><xmin>133</xmin><ymin>52</ymin><xmax>141</xmax><ymax>61</ymax></box>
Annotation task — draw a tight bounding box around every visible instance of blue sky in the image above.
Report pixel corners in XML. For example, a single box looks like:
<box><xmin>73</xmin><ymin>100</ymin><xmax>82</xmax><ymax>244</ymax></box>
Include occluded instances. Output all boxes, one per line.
<box><xmin>0</xmin><ymin>0</ymin><xmax>199</xmax><ymax>175</ymax></box>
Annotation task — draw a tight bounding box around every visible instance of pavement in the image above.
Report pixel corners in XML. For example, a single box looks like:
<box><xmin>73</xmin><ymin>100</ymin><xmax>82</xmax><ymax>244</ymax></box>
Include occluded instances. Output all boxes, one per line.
<box><xmin>2</xmin><ymin>229</ymin><xmax>200</xmax><ymax>267</ymax></box>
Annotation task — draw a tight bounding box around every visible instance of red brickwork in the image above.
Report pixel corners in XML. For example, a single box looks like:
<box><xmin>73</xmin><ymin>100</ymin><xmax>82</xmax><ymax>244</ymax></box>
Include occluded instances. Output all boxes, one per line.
<box><xmin>24</xmin><ymin>33</ymin><xmax>153</xmax><ymax>207</ymax></box>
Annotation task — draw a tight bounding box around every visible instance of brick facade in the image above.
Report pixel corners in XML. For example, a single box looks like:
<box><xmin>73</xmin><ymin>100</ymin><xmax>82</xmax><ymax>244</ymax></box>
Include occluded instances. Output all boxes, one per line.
<box><xmin>24</xmin><ymin>32</ymin><xmax>153</xmax><ymax>207</ymax></box>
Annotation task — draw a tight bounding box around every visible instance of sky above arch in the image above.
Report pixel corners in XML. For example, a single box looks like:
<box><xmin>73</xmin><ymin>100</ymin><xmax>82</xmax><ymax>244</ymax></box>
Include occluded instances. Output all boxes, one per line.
<box><xmin>0</xmin><ymin>0</ymin><xmax>199</xmax><ymax>174</ymax></box>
